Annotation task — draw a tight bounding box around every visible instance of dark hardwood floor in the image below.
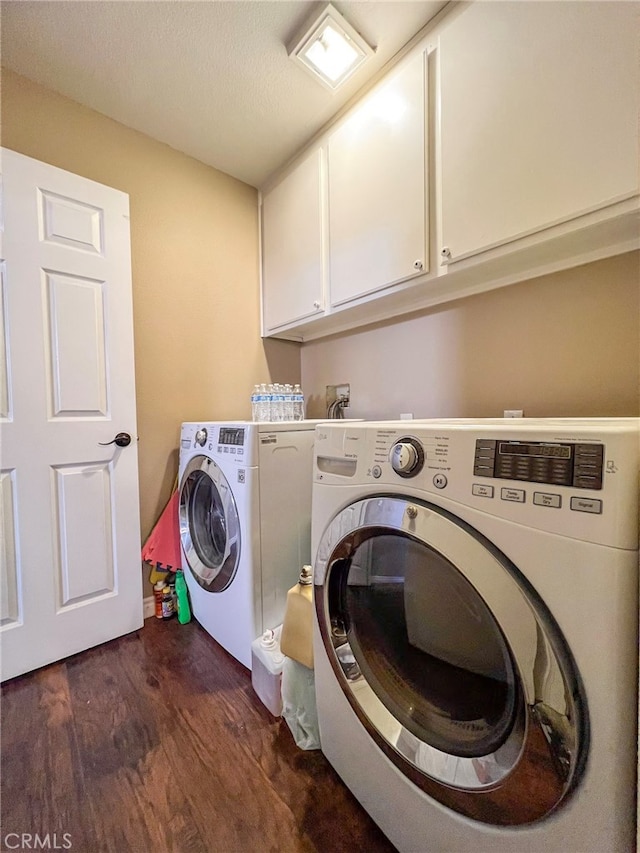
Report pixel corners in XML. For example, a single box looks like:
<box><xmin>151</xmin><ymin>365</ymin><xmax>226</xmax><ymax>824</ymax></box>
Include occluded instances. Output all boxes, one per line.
<box><xmin>1</xmin><ymin>617</ymin><xmax>397</xmax><ymax>853</ymax></box>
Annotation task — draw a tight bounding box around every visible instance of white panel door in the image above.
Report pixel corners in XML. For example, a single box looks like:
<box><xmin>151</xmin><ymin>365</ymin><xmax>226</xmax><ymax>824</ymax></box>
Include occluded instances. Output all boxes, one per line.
<box><xmin>0</xmin><ymin>148</ymin><xmax>142</xmax><ymax>681</ymax></box>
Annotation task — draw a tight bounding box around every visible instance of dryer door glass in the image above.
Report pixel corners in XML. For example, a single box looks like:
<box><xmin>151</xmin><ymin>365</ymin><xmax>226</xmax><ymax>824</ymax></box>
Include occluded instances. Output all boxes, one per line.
<box><xmin>337</xmin><ymin>533</ymin><xmax>518</xmax><ymax>758</ymax></box>
<box><xmin>315</xmin><ymin>495</ymin><xmax>586</xmax><ymax>825</ymax></box>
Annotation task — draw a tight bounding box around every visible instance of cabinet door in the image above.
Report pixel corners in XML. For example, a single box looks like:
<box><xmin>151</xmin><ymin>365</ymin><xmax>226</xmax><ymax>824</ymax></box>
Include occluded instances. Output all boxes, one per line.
<box><xmin>439</xmin><ymin>1</ymin><xmax>640</xmax><ymax>264</ymax></box>
<box><xmin>328</xmin><ymin>51</ymin><xmax>427</xmax><ymax>307</ymax></box>
<box><xmin>262</xmin><ymin>148</ymin><xmax>325</xmax><ymax>332</ymax></box>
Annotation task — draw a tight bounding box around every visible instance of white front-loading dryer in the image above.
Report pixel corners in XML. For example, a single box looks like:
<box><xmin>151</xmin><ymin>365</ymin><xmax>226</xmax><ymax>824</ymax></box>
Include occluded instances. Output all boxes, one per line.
<box><xmin>178</xmin><ymin>420</ymin><xmax>321</xmax><ymax>669</ymax></box>
<box><xmin>311</xmin><ymin>418</ymin><xmax>639</xmax><ymax>851</ymax></box>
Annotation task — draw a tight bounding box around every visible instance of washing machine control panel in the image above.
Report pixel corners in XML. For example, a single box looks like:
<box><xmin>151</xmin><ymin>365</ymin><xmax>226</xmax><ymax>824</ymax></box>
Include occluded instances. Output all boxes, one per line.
<box><xmin>389</xmin><ymin>437</ymin><xmax>425</xmax><ymax>478</ymax></box>
<box><xmin>219</xmin><ymin>427</ymin><xmax>245</xmax><ymax>447</ymax></box>
<box><xmin>473</xmin><ymin>439</ymin><xmax>604</xmax><ymax>490</ymax></box>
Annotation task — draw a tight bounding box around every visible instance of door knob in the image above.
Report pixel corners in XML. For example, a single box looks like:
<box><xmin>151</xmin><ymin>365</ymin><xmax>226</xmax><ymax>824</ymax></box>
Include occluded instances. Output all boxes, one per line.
<box><xmin>99</xmin><ymin>432</ymin><xmax>132</xmax><ymax>447</ymax></box>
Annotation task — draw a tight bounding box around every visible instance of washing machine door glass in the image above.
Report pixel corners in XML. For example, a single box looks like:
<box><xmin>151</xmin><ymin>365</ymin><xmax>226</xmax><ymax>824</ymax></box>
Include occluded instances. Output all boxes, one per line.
<box><xmin>314</xmin><ymin>496</ymin><xmax>587</xmax><ymax>826</ymax></box>
<box><xmin>179</xmin><ymin>455</ymin><xmax>240</xmax><ymax>592</ymax></box>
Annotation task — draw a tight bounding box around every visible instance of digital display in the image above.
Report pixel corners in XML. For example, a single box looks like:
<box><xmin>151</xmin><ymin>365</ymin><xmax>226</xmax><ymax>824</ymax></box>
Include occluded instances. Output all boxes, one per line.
<box><xmin>499</xmin><ymin>442</ymin><xmax>572</xmax><ymax>459</ymax></box>
<box><xmin>219</xmin><ymin>427</ymin><xmax>245</xmax><ymax>446</ymax></box>
<box><xmin>474</xmin><ymin>439</ymin><xmax>604</xmax><ymax>490</ymax></box>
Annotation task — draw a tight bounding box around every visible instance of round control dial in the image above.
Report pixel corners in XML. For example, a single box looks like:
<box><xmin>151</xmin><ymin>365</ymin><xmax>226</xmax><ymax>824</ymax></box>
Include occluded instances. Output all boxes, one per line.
<box><xmin>195</xmin><ymin>428</ymin><xmax>208</xmax><ymax>447</ymax></box>
<box><xmin>389</xmin><ymin>437</ymin><xmax>425</xmax><ymax>478</ymax></box>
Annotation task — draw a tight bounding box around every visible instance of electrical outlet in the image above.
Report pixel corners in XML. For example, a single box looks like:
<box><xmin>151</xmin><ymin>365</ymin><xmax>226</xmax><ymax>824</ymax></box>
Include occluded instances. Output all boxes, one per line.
<box><xmin>504</xmin><ymin>409</ymin><xmax>524</xmax><ymax>418</ymax></box>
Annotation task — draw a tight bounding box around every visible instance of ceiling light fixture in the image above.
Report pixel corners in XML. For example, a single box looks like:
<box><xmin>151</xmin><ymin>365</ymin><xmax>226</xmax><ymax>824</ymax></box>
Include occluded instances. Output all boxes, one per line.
<box><xmin>288</xmin><ymin>3</ymin><xmax>375</xmax><ymax>92</ymax></box>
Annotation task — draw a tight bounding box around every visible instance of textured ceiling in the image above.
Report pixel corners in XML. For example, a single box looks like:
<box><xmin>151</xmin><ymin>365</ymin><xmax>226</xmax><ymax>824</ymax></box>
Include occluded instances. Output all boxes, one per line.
<box><xmin>1</xmin><ymin>0</ymin><xmax>448</xmax><ymax>188</ymax></box>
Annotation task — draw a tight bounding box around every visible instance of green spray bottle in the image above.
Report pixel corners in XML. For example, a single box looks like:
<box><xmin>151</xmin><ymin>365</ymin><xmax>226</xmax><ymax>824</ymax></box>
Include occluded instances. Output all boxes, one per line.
<box><xmin>174</xmin><ymin>570</ymin><xmax>191</xmax><ymax>624</ymax></box>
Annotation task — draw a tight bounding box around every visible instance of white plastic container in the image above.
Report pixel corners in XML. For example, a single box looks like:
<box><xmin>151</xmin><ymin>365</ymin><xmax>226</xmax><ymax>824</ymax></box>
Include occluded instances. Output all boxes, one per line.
<box><xmin>251</xmin><ymin>625</ymin><xmax>284</xmax><ymax>716</ymax></box>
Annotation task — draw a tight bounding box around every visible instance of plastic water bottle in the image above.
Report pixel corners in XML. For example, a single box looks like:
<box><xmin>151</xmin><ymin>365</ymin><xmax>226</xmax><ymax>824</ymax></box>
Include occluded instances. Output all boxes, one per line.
<box><xmin>284</xmin><ymin>384</ymin><xmax>294</xmax><ymax>421</ymax></box>
<box><xmin>271</xmin><ymin>383</ymin><xmax>281</xmax><ymax>422</ymax></box>
<box><xmin>293</xmin><ymin>384</ymin><xmax>305</xmax><ymax>421</ymax></box>
<box><xmin>267</xmin><ymin>383</ymin><xmax>276</xmax><ymax>421</ymax></box>
<box><xmin>258</xmin><ymin>383</ymin><xmax>270</xmax><ymax>422</ymax></box>
<box><xmin>279</xmin><ymin>384</ymin><xmax>287</xmax><ymax>421</ymax></box>
<box><xmin>251</xmin><ymin>385</ymin><xmax>260</xmax><ymax>422</ymax></box>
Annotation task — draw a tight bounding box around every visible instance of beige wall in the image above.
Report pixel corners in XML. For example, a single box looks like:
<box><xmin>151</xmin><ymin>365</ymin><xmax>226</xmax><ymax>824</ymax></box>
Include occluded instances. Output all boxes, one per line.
<box><xmin>1</xmin><ymin>69</ymin><xmax>301</xmax><ymax>548</ymax></box>
<box><xmin>302</xmin><ymin>251</ymin><xmax>640</xmax><ymax>419</ymax></box>
<box><xmin>3</xmin><ymin>68</ymin><xmax>638</xmax><ymax>576</ymax></box>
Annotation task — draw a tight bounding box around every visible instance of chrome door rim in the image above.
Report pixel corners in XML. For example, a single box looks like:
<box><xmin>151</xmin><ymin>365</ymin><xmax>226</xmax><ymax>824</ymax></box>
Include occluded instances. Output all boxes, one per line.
<box><xmin>179</xmin><ymin>455</ymin><xmax>240</xmax><ymax>592</ymax></box>
<box><xmin>314</xmin><ymin>495</ymin><xmax>588</xmax><ymax>825</ymax></box>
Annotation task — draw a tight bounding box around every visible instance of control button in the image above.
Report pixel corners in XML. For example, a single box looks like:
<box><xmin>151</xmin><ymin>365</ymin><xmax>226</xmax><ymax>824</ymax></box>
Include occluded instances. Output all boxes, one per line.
<box><xmin>433</xmin><ymin>474</ymin><xmax>448</xmax><ymax>489</ymax></box>
<box><xmin>389</xmin><ymin>438</ymin><xmax>425</xmax><ymax>478</ymax></box>
<box><xmin>496</xmin><ymin>463</ymin><xmax>515</xmax><ymax>478</ymax></box>
<box><xmin>195</xmin><ymin>428</ymin><xmax>208</xmax><ymax>446</ymax></box>
<box><xmin>473</xmin><ymin>464</ymin><xmax>494</xmax><ymax>476</ymax></box>
<box><xmin>575</xmin><ymin>444</ymin><xmax>604</xmax><ymax>458</ymax></box>
<box><xmin>573</xmin><ymin>474</ymin><xmax>603</xmax><ymax>490</ymax></box>
<box><xmin>531</xmin><ymin>472</ymin><xmax>549</xmax><ymax>482</ymax></box>
<box><xmin>572</xmin><ymin>444</ymin><xmax>604</xmax><ymax>489</ymax></box>
<box><xmin>570</xmin><ymin>497</ymin><xmax>603</xmax><ymax>514</ymax></box>
<box><xmin>501</xmin><ymin>488</ymin><xmax>526</xmax><ymax>503</ymax></box>
<box><xmin>574</xmin><ymin>475</ymin><xmax>600</xmax><ymax>487</ymax></box>
<box><xmin>371</xmin><ymin>465</ymin><xmax>382</xmax><ymax>479</ymax></box>
<box><xmin>533</xmin><ymin>492</ymin><xmax>562</xmax><ymax>509</ymax></box>
<box><xmin>473</xmin><ymin>440</ymin><xmax>496</xmax><ymax>477</ymax></box>
<box><xmin>391</xmin><ymin>443</ymin><xmax>418</xmax><ymax>472</ymax></box>
<box><xmin>472</xmin><ymin>484</ymin><xmax>494</xmax><ymax>498</ymax></box>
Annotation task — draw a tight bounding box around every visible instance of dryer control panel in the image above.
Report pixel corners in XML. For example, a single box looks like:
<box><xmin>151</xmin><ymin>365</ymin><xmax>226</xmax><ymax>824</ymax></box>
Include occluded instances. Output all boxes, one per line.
<box><xmin>473</xmin><ymin>440</ymin><xmax>604</xmax><ymax>490</ymax></box>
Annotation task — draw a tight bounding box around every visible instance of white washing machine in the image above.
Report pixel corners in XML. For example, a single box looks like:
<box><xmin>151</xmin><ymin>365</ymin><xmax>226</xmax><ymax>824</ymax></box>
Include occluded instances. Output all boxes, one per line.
<box><xmin>311</xmin><ymin>418</ymin><xmax>639</xmax><ymax>852</ymax></box>
<box><xmin>179</xmin><ymin>420</ymin><xmax>321</xmax><ymax>669</ymax></box>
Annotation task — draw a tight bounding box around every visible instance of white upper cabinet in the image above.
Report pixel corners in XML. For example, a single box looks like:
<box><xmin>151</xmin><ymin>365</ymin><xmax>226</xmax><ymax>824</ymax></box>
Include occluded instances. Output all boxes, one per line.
<box><xmin>260</xmin><ymin>2</ymin><xmax>640</xmax><ymax>341</ymax></box>
<box><xmin>261</xmin><ymin>147</ymin><xmax>325</xmax><ymax>333</ymax></box>
<box><xmin>438</xmin><ymin>1</ymin><xmax>640</xmax><ymax>265</ymax></box>
<box><xmin>327</xmin><ymin>50</ymin><xmax>428</xmax><ymax>306</ymax></box>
